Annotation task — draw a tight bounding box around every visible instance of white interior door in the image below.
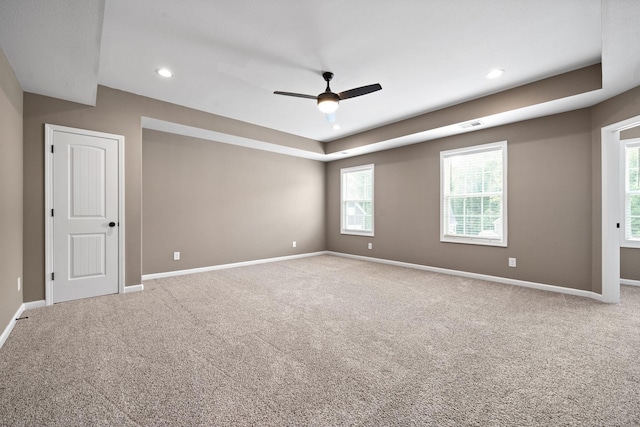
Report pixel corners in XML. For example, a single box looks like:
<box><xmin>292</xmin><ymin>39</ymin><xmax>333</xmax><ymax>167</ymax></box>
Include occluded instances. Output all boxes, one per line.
<box><xmin>49</xmin><ymin>126</ymin><xmax>121</xmax><ymax>303</ymax></box>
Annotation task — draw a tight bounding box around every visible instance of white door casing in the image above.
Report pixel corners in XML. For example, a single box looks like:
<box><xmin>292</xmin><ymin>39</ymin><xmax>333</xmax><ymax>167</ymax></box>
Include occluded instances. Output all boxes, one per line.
<box><xmin>45</xmin><ymin>124</ymin><xmax>125</xmax><ymax>304</ymax></box>
<box><xmin>601</xmin><ymin>114</ymin><xmax>640</xmax><ymax>303</ymax></box>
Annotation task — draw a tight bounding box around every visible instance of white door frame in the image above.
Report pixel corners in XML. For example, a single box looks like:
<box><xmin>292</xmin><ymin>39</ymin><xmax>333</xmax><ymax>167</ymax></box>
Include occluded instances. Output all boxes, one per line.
<box><xmin>601</xmin><ymin>114</ymin><xmax>640</xmax><ymax>303</ymax></box>
<box><xmin>44</xmin><ymin>124</ymin><xmax>125</xmax><ymax>306</ymax></box>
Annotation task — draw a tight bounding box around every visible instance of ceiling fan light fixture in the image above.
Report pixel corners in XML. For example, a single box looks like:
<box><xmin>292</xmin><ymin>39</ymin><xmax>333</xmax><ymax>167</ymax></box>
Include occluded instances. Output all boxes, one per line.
<box><xmin>318</xmin><ymin>100</ymin><xmax>339</xmax><ymax>113</ymax></box>
<box><xmin>317</xmin><ymin>92</ymin><xmax>340</xmax><ymax>113</ymax></box>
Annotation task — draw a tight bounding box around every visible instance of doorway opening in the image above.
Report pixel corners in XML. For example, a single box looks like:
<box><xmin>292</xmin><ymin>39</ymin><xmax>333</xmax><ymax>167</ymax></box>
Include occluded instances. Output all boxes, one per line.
<box><xmin>601</xmin><ymin>114</ymin><xmax>640</xmax><ymax>303</ymax></box>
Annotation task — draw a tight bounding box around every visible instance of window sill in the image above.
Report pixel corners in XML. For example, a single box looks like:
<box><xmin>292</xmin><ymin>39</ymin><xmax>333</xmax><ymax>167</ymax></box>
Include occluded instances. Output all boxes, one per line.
<box><xmin>621</xmin><ymin>242</ymin><xmax>640</xmax><ymax>249</ymax></box>
<box><xmin>441</xmin><ymin>236</ymin><xmax>507</xmax><ymax>247</ymax></box>
<box><xmin>341</xmin><ymin>230</ymin><xmax>374</xmax><ymax>237</ymax></box>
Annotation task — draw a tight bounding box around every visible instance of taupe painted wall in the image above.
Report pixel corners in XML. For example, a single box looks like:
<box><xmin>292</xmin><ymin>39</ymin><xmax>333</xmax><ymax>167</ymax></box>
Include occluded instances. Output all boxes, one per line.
<box><xmin>18</xmin><ymin>77</ymin><xmax>640</xmax><ymax>304</ymax></box>
<box><xmin>327</xmin><ymin>110</ymin><xmax>594</xmax><ymax>290</ymax></box>
<box><xmin>0</xmin><ymin>47</ymin><xmax>23</xmax><ymax>328</ymax></box>
<box><xmin>142</xmin><ymin>130</ymin><xmax>325</xmax><ymax>274</ymax></box>
<box><xmin>620</xmin><ymin>125</ymin><xmax>640</xmax><ymax>140</ymax></box>
<box><xmin>23</xmin><ymin>86</ymin><xmax>318</xmax><ymax>302</ymax></box>
<box><xmin>24</xmin><ymin>88</ymin><xmax>142</xmax><ymax>301</ymax></box>
<box><xmin>621</xmin><ymin>249</ymin><xmax>640</xmax><ymax>281</ymax></box>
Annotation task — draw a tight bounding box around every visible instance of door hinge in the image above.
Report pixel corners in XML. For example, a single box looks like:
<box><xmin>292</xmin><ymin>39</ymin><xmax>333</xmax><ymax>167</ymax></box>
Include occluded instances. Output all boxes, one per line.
<box><xmin>51</xmin><ymin>145</ymin><xmax>54</xmax><ymax>153</ymax></box>
<box><xmin>617</xmin><ymin>223</ymin><xmax>620</xmax><ymax>229</ymax></box>
<box><xmin>51</xmin><ymin>272</ymin><xmax>55</xmax><ymax>281</ymax></box>
<box><xmin>51</xmin><ymin>208</ymin><xmax>54</xmax><ymax>217</ymax></box>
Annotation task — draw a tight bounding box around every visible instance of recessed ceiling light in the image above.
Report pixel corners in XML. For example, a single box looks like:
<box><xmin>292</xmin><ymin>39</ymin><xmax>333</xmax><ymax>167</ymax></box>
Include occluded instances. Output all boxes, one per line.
<box><xmin>486</xmin><ymin>68</ymin><xmax>505</xmax><ymax>79</ymax></box>
<box><xmin>332</xmin><ymin>124</ymin><xmax>341</xmax><ymax>130</ymax></box>
<box><xmin>155</xmin><ymin>68</ymin><xmax>173</xmax><ymax>78</ymax></box>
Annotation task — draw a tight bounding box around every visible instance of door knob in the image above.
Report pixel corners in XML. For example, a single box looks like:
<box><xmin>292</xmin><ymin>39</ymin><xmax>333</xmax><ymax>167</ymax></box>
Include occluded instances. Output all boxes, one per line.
<box><xmin>108</xmin><ymin>222</ymin><xmax>116</xmax><ymax>227</ymax></box>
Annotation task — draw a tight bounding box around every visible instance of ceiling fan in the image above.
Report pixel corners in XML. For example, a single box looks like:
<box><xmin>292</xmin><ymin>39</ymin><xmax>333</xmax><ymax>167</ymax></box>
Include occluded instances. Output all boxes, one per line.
<box><xmin>274</xmin><ymin>72</ymin><xmax>382</xmax><ymax>122</ymax></box>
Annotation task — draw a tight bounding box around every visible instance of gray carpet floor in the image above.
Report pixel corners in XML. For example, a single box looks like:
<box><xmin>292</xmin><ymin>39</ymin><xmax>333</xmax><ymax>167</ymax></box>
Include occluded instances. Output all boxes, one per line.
<box><xmin>1</xmin><ymin>255</ymin><xmax>639</xmax><ymax>426</ymax></box>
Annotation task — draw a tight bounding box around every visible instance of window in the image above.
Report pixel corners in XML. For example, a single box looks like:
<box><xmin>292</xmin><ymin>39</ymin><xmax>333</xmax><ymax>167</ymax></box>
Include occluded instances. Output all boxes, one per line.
<box><xmin>341</xmin><ymin>164</ymin><xmax>374</xmax><ymax>236</ymax></box>
<box><xmin>624</xmin><ymin>140</ymin><xmax>640</xmax><ymax>247</ymax></box>
<box><xmin>441</xmin><ymin>141</ymin><xmax>507</xmax><ymax>246</ymax></box>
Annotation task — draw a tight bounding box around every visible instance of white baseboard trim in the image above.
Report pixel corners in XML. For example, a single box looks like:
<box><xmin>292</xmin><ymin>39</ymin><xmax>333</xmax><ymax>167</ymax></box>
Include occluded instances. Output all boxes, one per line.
<box><xmin>621</xmin><ymin>278</ymin><xmax>640</xmax><ymax>287</ymax></box>
<box><xmin>124</xmin><ymin>284</ymin><xmax>144</xmax><ymax>293</ymax></box>
<box><xmin>142</xmin><ymin>251</ymin><xmax>329</xmax><ymax>281</ymax></box>
<box><xmin>328</xmin><ymin>251</ymin><xmax>606</xmax><ymax>302</ymax></box>
<box><xmin>24</xmin><ymin>300</ymin><xmax>46</xmax><ymax>310</ymax></box>
<box><xmin>138</xmin><ymin>250</ymin><xmax>610</xmax><ymax>302</ymax></box>
<box><xmin>0</xmin><ymin>303</ymin><xmax>25</xmax><ymax>349</ymax></box>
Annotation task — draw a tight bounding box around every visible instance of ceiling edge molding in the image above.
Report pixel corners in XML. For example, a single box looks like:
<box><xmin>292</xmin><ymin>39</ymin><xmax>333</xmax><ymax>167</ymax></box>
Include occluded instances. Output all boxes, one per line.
<box><xmin>141</xmin><ymin>117</ymin><xmax>331</xmax><ymax>162</ymax></box>
<box><xmin>326</xmin><ymin>64</ymin><xmax>603</xmax><ymax>154</ymax></box>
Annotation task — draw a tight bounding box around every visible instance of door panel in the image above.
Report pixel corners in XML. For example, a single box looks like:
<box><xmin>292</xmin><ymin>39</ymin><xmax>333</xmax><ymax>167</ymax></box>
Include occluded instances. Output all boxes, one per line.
<box><xmin>70</xmin><ymin>145</ymin><xmax>106</xmax><ymax>218</ymax></box>
<box><xmin>52</xmin><ymin>129</ymin><xmax>119</xmax><ymax>303</ymax></box>
<box><xmin>70</xmin><ymin>234</ymin><xmax>106</xmax><ymax>279</ymax></box>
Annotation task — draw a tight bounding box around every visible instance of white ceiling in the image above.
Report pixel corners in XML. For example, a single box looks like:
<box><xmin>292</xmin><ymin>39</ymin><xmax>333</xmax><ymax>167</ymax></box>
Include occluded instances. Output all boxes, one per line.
<box><xmin>1</xmin><ymin>0</ymin><xmax>640</xmax><ymax>151</ymax></box>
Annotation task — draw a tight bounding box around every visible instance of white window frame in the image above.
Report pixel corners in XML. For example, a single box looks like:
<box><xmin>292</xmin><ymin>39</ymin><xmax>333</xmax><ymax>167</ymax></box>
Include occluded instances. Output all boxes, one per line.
<box><xmin>341</xmin><ymin>164</ymin><xmax>374</xmax><ymax>236</ymax></box>
<box><xmin>622</xmin><ymin>138</ymin><xmax>640</xmax><ymax>248</ymax></box>
<box><xmin>440</xmin><ymin>141</ymin><xmax>507</xmax><ymax>247</ymax></box>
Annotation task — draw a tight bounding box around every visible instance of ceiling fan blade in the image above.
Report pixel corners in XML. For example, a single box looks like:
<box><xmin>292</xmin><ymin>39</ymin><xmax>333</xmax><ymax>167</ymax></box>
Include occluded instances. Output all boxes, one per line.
<box><xmin>325</xmin><ymin>112</ymin><xmax>336</xmax><ymax>123</ymax></box>
<box><xmin>338</xmin><ymin>83</ymin><xmax>382</xmax><ymax>100</ymax></box>
<box><xmin>273</xmin><ymin>91</ymin><xmax>317</xmax><ymax>100</ymax></box>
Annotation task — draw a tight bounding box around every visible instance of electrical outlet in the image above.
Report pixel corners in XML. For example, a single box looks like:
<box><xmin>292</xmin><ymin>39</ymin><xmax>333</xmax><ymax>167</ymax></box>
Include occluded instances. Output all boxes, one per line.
<box><xmin>368</xmin><ymin>242</ymin><xmax>373</xmax><ymax>250</ymax></box>
<box><xmin>292</xmin><ymin>241</ymin><xmax>296</xmax><ymax>248</ymax></box>
<box><xmin>173</xmin><ymin>252</ymin><xmax>180</xmax><ymax>261</ymax></box>
<box><xmin>508</xmin><ymin>257</ymin><xmax>516</xmax><ymax>268</ymax></box>
<box><xmin>17</xmin><ymin>277</ymin><xmax>21</xmax><ymax>292</ymax></box>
